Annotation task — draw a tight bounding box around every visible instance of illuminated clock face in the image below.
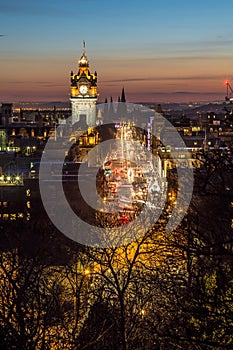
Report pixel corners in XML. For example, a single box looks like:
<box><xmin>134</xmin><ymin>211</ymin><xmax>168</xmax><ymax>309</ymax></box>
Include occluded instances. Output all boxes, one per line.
<box><xmin>79</xmin><ymin>85</ymin><xmax>88</xmax><ymax>95</ymax></box>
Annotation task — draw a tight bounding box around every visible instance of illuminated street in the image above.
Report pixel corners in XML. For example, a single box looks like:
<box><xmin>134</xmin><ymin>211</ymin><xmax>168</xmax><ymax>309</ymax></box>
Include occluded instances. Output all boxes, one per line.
<box><xmin>97</xmin><ymin>123</ymin><xmax>165</xmax><ymax>224</ymax></box>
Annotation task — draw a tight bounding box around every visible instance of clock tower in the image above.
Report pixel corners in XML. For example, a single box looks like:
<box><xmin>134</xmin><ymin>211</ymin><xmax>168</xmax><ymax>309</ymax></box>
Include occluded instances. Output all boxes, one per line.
<box><xmin>70</xmin><ymin>42</ymin><xmax>98</xmax><ymax>126</ymax></box>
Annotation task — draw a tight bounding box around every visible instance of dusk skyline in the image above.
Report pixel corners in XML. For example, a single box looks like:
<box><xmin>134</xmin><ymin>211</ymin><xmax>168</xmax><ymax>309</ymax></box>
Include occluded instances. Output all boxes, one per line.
<box><xmin>1</xmin><ymin>0</ymin><xmax>233</xmax><ymax>103</ymax></box>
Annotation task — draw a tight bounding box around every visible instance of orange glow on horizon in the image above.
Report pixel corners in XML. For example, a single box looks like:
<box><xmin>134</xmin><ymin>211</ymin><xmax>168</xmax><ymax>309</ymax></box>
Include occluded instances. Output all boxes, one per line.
<box><xmin>0</xmin><ymin>53</ymin><xmax>230</xmax><ymax>103</ymax></box>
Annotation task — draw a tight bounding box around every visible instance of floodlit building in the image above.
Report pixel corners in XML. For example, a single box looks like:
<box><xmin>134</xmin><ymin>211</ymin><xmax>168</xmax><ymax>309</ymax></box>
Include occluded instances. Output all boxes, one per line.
<box><xmin>70</xmin><ymin>42</ymin><xmax>98</xmax><ymax>127</ymax></box>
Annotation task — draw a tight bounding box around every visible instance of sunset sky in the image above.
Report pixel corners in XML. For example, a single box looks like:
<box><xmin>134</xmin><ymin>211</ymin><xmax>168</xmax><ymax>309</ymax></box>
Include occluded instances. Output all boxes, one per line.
<box><xmin>0</xmin><ymin>0</ymin><xmax>233</xmax><ymax>103</ymax></box>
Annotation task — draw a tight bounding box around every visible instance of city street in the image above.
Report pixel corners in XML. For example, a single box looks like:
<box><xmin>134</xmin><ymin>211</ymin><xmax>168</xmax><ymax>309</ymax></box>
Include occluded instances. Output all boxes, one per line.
<box><xmin>97</xmin><ymin>123</ymin><xmax>165</xmax><ymax>225</ymax></box>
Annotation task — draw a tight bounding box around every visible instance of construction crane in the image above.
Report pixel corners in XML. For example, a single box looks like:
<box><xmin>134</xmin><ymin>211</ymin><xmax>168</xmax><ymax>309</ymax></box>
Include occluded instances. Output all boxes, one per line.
<box><xmin>225</xmin><ymin>80</ymin><xmax>233</xmax><ymax>103</ymax></box>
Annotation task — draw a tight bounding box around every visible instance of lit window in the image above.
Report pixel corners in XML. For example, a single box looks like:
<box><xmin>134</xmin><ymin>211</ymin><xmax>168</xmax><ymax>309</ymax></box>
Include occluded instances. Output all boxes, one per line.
<box><xmin>10</xmin><ymin>214</ymin><xmax>16</xmax><ymax>221</ymax></box>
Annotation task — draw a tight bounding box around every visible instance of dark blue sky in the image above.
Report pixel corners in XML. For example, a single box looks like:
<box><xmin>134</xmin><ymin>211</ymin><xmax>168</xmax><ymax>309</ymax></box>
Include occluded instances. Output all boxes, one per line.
<box><xmin>1</xmin><ymin>0</ymin><xmax>233</xmax><ymax>102</ymax></box>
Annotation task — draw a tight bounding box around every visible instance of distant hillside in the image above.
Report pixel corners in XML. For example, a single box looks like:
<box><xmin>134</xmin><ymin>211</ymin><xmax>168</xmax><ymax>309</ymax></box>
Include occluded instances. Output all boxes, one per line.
<box><xmin>11</xmin><ymin>101</ymin><xmax>232</xmax><ymax>115</ymax></box>
<box><xmin>13</xmin><ymin>101</ymin><xmax>71</xmax><ymax>109</ymax></box>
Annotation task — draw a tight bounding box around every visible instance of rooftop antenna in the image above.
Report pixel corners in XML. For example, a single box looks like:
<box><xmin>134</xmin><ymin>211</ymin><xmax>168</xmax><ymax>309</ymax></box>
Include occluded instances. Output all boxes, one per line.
<box><xmin>82</xmin><ymin>40</ymin><xmax>86</xmax><ymax>55</ymax></box>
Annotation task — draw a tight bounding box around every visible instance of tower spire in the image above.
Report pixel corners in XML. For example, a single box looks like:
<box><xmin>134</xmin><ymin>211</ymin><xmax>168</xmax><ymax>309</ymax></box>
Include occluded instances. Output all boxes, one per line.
<box><xmin>121</xmin><ymin>87</ymin><xmax>126</xmax><ymax>103</ymax></box>
<box><xmin>79</xmin><ymin>40</ymin><xmax>89</xmax><ymax>67</ymax></box>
